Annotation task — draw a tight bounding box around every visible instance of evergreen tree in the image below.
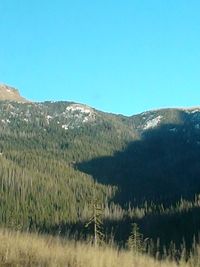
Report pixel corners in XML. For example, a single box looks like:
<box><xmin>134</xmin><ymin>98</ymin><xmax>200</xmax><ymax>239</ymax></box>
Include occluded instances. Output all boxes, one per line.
<box><xmin>127</xmin><ymin>223</ymin><xmax>145</xmax><ymax>254</ymax></box>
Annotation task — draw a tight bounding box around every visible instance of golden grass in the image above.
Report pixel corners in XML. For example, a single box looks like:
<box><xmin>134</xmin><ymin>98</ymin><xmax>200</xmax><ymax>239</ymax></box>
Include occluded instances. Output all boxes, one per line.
<box><xmin>0</xmin><ymin>228</ymin><xmax>189</xmax><ymax>267</ymax></box>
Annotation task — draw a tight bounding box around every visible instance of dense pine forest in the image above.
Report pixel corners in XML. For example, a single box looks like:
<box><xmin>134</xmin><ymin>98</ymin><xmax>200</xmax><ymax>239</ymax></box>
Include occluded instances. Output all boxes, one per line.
<box><xmin>1</xmin><ymin>99</ymin><xmax>200</xmax><ymax>258</ymax></box>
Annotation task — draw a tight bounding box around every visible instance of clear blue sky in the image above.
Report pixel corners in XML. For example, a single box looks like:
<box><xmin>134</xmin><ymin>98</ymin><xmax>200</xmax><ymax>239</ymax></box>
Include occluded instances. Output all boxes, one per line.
<box><xmin>0</xmin><ymin>1</ymin><xmax>200</xmax><ymax>115</ymax></box>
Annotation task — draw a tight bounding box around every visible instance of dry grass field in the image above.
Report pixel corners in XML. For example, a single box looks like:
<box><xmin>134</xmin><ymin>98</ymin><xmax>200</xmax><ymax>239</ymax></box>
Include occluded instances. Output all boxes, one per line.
<box><xmin>1</xmin><ymin>228</ymin><xmax>197</xmax><ymax>267</ymax></box>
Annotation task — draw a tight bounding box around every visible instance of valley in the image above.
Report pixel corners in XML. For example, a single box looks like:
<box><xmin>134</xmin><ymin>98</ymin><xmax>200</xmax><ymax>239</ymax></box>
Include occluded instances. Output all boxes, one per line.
<box><xmin>1</xmin><ymin>85</ymin><xmax>200</xmax><ymax>264</ymax></box>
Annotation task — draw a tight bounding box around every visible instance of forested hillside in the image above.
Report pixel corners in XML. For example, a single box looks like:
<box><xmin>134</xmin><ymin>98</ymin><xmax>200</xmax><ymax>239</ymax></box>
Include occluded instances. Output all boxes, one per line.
<box><xmin>1</xmin><ymin>96</ymin><xmax>200</xmax><ymax>254</ymax></box>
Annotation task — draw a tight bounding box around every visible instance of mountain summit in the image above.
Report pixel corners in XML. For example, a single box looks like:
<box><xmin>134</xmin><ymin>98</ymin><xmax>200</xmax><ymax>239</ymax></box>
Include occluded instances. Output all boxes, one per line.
<box><xmin>0</xmin><ymin>84</ymin><xmax>28</xmax><ymax>102</ymax></box>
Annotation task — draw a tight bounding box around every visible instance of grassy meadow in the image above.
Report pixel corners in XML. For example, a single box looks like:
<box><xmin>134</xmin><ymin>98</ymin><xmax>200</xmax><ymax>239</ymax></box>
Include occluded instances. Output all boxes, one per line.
<box><xmin>1</xmin><ymin>228</ymin><xmax>200</xmax><ymax>267</ymax></box>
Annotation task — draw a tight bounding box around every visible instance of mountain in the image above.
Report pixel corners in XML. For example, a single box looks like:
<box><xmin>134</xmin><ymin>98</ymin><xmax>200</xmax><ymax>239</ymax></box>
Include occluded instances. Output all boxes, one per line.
<box><xmin>1</xmin><ymin>84</ymin><xmax>200</xmax><ymax>250</ymax></box>
<box><xmin>1</xmin><ymin>92</ymin><xmax>200</xmax><ymax>204</ymax></box>
<box><xmin>0</xmin><ymin>84</ymin><xmax>28</xmax><ymax>102</ymax></box>
<box><xmin>1</xmin><ymin>87</ymin><xmax>200</xmax><ymax>202</ymax></box>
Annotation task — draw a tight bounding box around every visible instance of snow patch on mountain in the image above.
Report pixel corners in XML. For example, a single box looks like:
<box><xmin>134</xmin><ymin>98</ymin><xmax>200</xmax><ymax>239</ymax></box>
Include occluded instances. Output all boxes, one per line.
<box><xmin>178</xmin><ymin>107</ymin><xmax>200</xmax><ymax>114</ymax></box>
<box><xmin>62</xmin><ymin>103</ymin><xmax>96</xmax><ymax>126</ymax></box>
<box><xmin>190</xmin><ymin>109</ymin><xmax>200</xmax><ymax>114</ymax></box>
<box><xmin>144</xmin><ymin>115</ymin><xmax>163</xmax><ymax>130</ymax></box>
<box><xmin>46</xmin><ymin>115</ymin><xmax>53</xmax><ymax>120</ymax></box>
<box><xmin>62</xmin><ymin>124</ymin><xmax>69</xmax><ymax>130</ymax></box>
<box><xmin>66</xmin><ymin>104</ymin><xmax>94</xmax><ymax>115</ymax></box>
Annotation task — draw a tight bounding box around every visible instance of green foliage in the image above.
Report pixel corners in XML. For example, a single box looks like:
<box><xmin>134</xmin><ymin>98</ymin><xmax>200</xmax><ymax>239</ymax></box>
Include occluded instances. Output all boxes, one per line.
<box><xmin>127</xmin><ymin>223</ymin><xmax>146</xmax><ymax>254</ymax></box>
<box><xmin>1</xmin><ymin>101</ymin><xmax>200</xmax><ymax>257</ymax></box>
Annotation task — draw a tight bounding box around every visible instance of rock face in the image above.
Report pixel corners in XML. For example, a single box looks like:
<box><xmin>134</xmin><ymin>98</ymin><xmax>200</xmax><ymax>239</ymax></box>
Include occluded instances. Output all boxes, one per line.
<box><xmin>0</xmin><ymin>84</ymin><xmax>28</xmax><ymax>102</ymax></box>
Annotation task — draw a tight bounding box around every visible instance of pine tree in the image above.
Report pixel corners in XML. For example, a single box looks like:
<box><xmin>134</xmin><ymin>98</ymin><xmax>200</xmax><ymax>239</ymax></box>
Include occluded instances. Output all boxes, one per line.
<box><xmin>127</xmin><ymin>223</ymin><xmax>145</xmax><ymax>254</ymax></box>
<box><xmin>85</xmin><ymin>183</ymin><xmax>104</xmax><ymax>247</ymax></box>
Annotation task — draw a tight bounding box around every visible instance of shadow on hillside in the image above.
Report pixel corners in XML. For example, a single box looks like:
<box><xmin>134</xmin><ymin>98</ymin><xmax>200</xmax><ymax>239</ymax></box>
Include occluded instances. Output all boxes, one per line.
<box><xmin>76</xmin><ymin>121</ymin><xmax>200</xmax><ymax>206</ymax></box>
<box><xmin>41</xmin><ymin>205</ymin><xmax>200</xmax><ymax>256</ymax></box>
<box><xmin>61</xmin><ymin>118</ymin><xmax>200</xmax><ymax>255</ymax></box>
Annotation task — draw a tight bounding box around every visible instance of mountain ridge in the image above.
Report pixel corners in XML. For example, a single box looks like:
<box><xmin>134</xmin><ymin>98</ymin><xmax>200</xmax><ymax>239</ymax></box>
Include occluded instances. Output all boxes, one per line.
<box><xmin>0</xmin><ymin>84</ymin><xmax>28</xmax><ymax>102</ymax></box>
<box><xmin>1</xmin><ymin>83</ymin><xmax>200</xmax><ymax>116</ymax></box>
<box><xmin>1</xmin><ymin>84</ymin><xmax>200</xmax><ymax>251</ymax></box>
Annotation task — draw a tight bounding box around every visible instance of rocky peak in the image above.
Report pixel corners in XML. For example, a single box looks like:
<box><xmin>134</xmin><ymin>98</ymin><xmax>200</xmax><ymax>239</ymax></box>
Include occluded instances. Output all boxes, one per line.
<box><xmin>0</xmin><ymin>84</ymin><xmax>28</xmax><ymax>102</ymax></box>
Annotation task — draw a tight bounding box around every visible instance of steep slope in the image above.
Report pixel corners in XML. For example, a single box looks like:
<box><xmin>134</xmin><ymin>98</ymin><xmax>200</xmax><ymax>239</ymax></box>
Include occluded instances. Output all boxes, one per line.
<box><xmin>0</xmin><ymin>84</ymin><xmax>28</xmax><ymax>102</ymax></box>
